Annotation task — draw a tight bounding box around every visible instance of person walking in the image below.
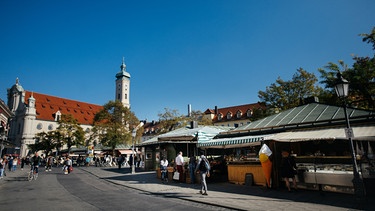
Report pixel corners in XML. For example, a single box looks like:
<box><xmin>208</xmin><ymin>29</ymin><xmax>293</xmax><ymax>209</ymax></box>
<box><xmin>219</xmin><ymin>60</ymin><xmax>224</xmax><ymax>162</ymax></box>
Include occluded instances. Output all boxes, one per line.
<box><xmin>12</xmin><ymin>157</ymin><xmax>18</xmax><ymax>171</ymax></box>
<box><xmin>117</xmin><ymin>155</ymin><xmax>124</xmax><ymax>170</ymax></box>
<box><xmin>30</xmin><ymin>152</ymin><xmax>42</xmax><ymax>175</ymax></box>
<box><xmin>21</xmin><ymin>157</ymin><xmax>26</xmax><ymax>170</ymax></box>
<box><xmin>189</xmin><ymin>156</ymin><xmax>196</xmax><ymax>184</ymax></box>
<box><xmin>280</xmin><ymin>150</ymin><xmax>298</xmax><ymax>192</ymax></box>
<box><xmin>0</xmin><ymin>157</ymin><xmax>5</xmax><ymax>179</ymax></box>
<box><xmin>175</xmin><ymin>151</ymin><xmax>184</xmax><ymax>182</ymax></box>
<box><xmin>195</xmin><ymin>154</ymin><xmax>210</xmax><ymax>195</ymax></box>
<box><xmin>46</xmin><ymin>155</ymin><xmax>53</xmax><ymax>171</ymax></box>
<box><xmin>65</xmin><ymin>157</ymin><xmax>72</xmax><ymax>174</ymax></box>
<box><xmin>8</xmin><ymin>156</ymin><xmax>13</xmax><ymax>172</ymax></box>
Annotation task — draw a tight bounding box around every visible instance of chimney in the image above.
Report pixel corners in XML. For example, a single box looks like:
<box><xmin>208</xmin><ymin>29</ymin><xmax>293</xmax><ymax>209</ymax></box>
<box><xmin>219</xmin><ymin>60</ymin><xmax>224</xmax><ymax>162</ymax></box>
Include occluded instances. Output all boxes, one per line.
<box><xmin>188</xmin><ymin>104</ymin><xmax>192</xmax><ymax>117</ymax></box>
<box><xmin>214</xmin><ymin>106</ymin><xmax>218</xmax><ymax>115</ymax></box>
<box><xmin>190</xmin><ymin>121</ymin><xmax>198</xmax><ymax>129</ymax></box>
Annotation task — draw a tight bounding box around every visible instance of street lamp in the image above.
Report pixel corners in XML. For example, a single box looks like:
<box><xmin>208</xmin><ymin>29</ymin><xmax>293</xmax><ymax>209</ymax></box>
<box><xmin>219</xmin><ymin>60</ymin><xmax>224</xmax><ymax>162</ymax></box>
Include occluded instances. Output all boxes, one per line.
<box><xmin>334</xmin><ymin>72</ymin><xmax>366</xmax><ymax>201</ymax></box>
<box><xmin>131</xmin><ymin>122</ymin><xmax>144</xmax><ymax>174</ymax></box>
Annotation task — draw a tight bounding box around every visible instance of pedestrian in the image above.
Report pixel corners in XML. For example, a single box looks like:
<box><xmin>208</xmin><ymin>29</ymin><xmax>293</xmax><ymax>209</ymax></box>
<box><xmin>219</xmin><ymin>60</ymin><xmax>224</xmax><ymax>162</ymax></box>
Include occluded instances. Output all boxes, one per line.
<box><xmin>12</xmin><ymin>157</ymin><xmax>18</xmax><ymax>171</ymax></box>
<box><xmin>195</xmin><ymin>153</ymin><xmax>210</xmax><ymax>195</ymax></box>
<box><xmin>21</xmin><ymin>157</ymin><xmax>26</xmax><ymax>170</ymax></box>
<box><xmin>117</xmin><ymin>155</ymin><xmax>124</xmax><ymax>169</ymax></box>
<box><xmin>0</xmin><ymin>157</ymin><xmax>5</xmax><ymax>179</ymax></box>
<box><xmin>64</xmin><ymin>157</ymin><xmax>72</xmax><ymax>174</ymax></box>
<box><xmin>8</xmin><ymin>156</ymin><xmax>13</xmax><ymax>172</ymax></box>
<box><xmin>175</xmin><ymin>151</ymin><xmax>184</xmax><ymax>182</ymax></box>
<box><xmin>280</xmin><ymin>150</ymin><xmax>298</xmax><ymax>192</ymax></box>
<box><xmin>189</xmin><ymin>155</ymin><xmax>196</xmax><ymax>184</ymax></box>
<box><xmin>160</xmin><ymin>157</ymin><xmax>168</xmax><ymax>183</ymax></box>
<box><xmin>46</xmin><ymin>155</ymin><xmax>53</xmax><ymax>171</ymax></box>
<box><xmin>85</xmin><ymin>156</ymin><xmax>91</xmax><ymax>166</ymax></box>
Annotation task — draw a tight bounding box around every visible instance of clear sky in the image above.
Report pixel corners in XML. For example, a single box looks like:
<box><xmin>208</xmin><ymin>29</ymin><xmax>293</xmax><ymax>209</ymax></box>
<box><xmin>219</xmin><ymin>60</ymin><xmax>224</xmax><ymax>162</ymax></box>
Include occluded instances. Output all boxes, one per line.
<box><xmin>1</xmin><ymin>1</ymin><xmax>374</xmax><ymax>121</ymax></box>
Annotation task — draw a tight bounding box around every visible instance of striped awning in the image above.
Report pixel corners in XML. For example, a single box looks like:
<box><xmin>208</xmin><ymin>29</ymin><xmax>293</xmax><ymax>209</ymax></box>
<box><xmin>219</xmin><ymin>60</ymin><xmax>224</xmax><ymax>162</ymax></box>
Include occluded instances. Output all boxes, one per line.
<box><xmin>198</xmin><ymin>135</ymin><xmax>267</xmax><ymax>149</ymax></box>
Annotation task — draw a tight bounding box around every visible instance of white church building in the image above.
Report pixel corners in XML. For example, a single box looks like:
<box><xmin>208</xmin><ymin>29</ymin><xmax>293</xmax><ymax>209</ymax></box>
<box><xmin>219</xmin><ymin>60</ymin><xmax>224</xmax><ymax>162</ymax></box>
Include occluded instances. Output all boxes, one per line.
<box><xmin>6</xmin><ymin>60</ymin><xmax>131</xmax><ymax>157</ymax></box>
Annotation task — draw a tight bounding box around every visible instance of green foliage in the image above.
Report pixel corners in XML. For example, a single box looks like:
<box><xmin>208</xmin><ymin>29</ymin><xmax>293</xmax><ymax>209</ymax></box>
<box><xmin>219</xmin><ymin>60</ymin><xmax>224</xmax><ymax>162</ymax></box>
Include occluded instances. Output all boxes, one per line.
<box><xmin>93</xmin><ymin>100</ymin><xmax>140</xmax><ymax>152</ymax></box>
<box><xmin>259</xmin><ymin>27</ymin><xmax>375</xmax><ymax>111</ymax></box>
<box><xmin>258</xmin><ymin>68</ymin><xmax>321</xmax><ymax>111</ymax></box>
<box><xmin>318</xmin><ymin>27</ymin><xmax>375</xmax><ymax>110</ymax></box>
<box><xmin>157</xmin><ymin>108</ymin><xmax>186</xmax><ymax>132</ymax></box>
<box><xmin>56</xmin><ymin>114</ymin><xmax>85</xmax><ymax>154</ymax></box>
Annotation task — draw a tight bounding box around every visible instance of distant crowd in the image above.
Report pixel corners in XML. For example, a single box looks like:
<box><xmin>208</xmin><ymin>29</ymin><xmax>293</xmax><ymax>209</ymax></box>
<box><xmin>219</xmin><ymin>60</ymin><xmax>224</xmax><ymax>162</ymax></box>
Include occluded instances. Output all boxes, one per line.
<box><xmin>0</xmin><ymin>153</ymin><xmax>144</xmax><ymax>179</ymax></box>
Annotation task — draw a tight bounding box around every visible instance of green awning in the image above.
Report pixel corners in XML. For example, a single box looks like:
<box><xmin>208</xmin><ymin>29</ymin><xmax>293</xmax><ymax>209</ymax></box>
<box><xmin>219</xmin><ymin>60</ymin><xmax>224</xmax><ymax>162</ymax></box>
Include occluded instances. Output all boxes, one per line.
<box><xmin>198</xmin><ymin>135</ymin><xmax>267</xmax><ymax>149</ymax></box>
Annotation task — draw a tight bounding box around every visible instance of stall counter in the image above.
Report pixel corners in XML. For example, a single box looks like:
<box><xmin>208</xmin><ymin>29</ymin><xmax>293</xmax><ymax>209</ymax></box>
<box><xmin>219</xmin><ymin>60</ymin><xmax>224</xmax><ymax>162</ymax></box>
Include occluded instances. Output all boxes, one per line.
<box><xmin>227</xmin><ymin>162</ymin><xmax>267</xmax><ymax>186</ymax></box>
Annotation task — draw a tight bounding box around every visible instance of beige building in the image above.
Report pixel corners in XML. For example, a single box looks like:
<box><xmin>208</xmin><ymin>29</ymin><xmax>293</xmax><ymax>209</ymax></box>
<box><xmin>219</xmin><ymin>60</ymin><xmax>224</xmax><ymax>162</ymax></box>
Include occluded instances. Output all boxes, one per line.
<box><xmin>203</xmin><ymin>103</ymin><xmax>266</xmax><ymax>128</ymax></box>
<box><xmin>6</xmin><ymin>60</ymin><xmax>131</xmax><ymax>157</ymax></box>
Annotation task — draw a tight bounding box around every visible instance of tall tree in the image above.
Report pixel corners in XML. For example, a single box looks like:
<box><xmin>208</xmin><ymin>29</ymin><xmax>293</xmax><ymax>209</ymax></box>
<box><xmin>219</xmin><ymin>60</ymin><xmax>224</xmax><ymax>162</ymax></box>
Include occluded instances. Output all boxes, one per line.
<box><xmin>187</xmin><ymin>110</ymin><xmax>213</xmax><ymax>126</ymax></box>
<box><xmin>56</xmin><ymin>114</ymin><xmax>85</xmax><ymax>154</ymax></box>
<box><xmin>318</xmin><ymin>27</ymin><xmax>375</xmax><ymax>110</ymax></box>
<box><xmin>33</xmin><ymin>131</ymin><xmax>57</xmax><ymax>156</ymax></box>
<box><xmin>157</xmin><ymin>108</ymin><xmax>186</xmax><ymax>133</ymax></box>
<box><xmin>258</xmin><ymin>68</ymin><xmax>321</xmax><ymax>111</ymax></box>
<box><xmin>93</xmin><ymin>101</ymin><xmax>140</xmax><ymax>155</ymax></box>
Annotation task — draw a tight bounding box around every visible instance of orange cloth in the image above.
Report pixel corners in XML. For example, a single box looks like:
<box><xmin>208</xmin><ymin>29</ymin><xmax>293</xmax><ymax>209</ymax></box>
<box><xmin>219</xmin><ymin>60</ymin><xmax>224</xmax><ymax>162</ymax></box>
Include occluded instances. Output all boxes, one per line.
<box><xmin>261</xmin><ymin>159</ymin><xmax>272</xmax><ymax>188</ymax></box>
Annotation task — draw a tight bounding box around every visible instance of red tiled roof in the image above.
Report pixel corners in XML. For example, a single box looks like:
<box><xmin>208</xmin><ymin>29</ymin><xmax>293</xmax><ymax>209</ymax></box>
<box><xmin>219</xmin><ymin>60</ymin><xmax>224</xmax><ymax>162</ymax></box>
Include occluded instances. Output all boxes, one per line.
<box><xmin>25</xmin><ymin>91</ymin><xmax>103</xmax><ymax>125</ymax></box>
<box><xmin>211</xmin><ymin>103</ymin><xmax>266</xmax><ymax>122</ymax></box>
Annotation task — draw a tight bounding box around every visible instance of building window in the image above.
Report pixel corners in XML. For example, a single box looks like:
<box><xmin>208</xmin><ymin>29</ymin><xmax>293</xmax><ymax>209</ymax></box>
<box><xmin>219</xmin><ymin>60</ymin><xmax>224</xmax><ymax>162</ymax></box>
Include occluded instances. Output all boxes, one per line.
<box><xmin>218</xmin><ymin>113</ymin><xmax>223</xmax><ymax>121</ymax></box>
<box><xmin>246</xmin><ymin>109</ymin><xmax>253</xmax><ymax>118</ymax></box>
<box><xmin>117</xmin><ymin>93</ymin><xmax>121</xmax><ymax>100</ymax></box>
<box><xmin>48</xmin><ymin>124</ymin><xmax>54</xmax><ymax>130</ymax></box>
<box><xmin>226</xmin><ymin>112</ymin><xmax>232</xmax><ymax>120</ymax></box>
<box><xmin>55</xmin><ymin>111</ymin><xmax>61</xmax><ymax>121</ymax></box>
<box><xmin>236</xmin><ymin>111</ymin><xmax>242</xmax><ymax>118</ymax></box>
<box><xmin>125</xmin><ymin>94</ymin><xmax>127</xmax><ymax>99</ymax></box>
<box><xmin>37</xmin><ymin>123</ymin><xmax>43</xmax><ymax>130</ymax></box>
<box><xmin>234</xmin><ymin>123</ymin><xmax>239</xmax><ymax>128</ymax></box>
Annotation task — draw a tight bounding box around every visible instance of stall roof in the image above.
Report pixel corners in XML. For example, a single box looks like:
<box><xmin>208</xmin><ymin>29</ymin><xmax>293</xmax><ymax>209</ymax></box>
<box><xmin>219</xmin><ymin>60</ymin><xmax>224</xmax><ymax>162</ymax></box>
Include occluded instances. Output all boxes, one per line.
<box><xmin>221</xmin><ymin>103</ymin><xmax>375</xmax><ymax>135</ymax></box>
<box><xmin>137</xmin><ymin>125</ymin><xmax>233</xmax><ymax>146</ymax></box>
<box><xmin>264</xmin><ymin>125</ymin><xmax>375</xmax><ymax>142</ymax></box>
<box><xmin>198</xmin><ymin>134</ymin><xmax>268</xmax><ymax>149</ymax></box>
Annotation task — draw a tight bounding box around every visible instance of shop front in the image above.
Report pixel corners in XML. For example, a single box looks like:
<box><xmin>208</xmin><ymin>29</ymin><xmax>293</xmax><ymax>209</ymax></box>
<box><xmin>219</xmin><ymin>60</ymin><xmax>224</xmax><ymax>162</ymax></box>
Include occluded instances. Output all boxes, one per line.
<box><xmin>266</xmin><ymin>125</ymin><xmax>375</xmax><ymax>194</ymax></box>
<box><xmin>199</xmin><ymin>134</ymin><xmax>269</xmax><ymax>186</ymax></box>
<box><xmin>197</xmin><ymin>103</ymin><xmax>375</xmax><ymax>195</ymax></box>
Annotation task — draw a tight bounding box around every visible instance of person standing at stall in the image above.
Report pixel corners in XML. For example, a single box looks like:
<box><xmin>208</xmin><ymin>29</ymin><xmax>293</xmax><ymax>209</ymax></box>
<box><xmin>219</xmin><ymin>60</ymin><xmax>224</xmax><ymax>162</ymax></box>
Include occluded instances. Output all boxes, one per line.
<box><xmin>175</xmin><ymin>151</ymin><xmax>184</xmax><ymax>182</ymax></box>
<box><xmin>280</xmin><ymin>150</ymin><xmax>298</xmax><ymax>192</ymax></box>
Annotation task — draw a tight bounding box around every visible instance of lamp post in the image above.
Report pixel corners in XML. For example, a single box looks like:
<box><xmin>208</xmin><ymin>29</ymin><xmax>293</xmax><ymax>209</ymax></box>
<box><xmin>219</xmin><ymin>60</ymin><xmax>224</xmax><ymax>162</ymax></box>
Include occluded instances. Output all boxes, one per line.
<box><xmin>334</xmin><ymin>72</ymin><xmax>366</xmax><ymax>201</ymax></box>
<box><xmin>131</xmin><ymin>122</ymin><xmax>144</xmax><ymax>174</ymax></box>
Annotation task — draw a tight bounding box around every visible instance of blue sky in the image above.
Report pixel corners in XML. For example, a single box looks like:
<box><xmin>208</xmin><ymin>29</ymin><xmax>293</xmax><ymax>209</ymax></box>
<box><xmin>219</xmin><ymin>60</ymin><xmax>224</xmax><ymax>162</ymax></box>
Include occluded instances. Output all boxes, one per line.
<box><xmin>1</xmin><ymin>1</ymin><xmax>374</xmax><ymax>121</ymax></box>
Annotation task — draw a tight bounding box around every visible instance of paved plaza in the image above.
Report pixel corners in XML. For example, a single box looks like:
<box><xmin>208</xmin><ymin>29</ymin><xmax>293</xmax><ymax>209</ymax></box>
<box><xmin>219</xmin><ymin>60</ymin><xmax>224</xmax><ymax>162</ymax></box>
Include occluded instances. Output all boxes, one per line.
<box><xmin>2</xmin><ymin>166</ymin><xmax>374</xmax><ymax>211</ymax></box>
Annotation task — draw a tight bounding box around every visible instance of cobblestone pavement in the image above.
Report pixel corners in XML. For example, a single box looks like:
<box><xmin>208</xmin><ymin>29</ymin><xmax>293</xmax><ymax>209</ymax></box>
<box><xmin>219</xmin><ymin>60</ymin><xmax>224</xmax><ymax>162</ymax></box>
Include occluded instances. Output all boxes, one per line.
<box><xmin>2</xmin><ymin>166</ymin><xmax>374</xmax><ymax>210</ymax></box>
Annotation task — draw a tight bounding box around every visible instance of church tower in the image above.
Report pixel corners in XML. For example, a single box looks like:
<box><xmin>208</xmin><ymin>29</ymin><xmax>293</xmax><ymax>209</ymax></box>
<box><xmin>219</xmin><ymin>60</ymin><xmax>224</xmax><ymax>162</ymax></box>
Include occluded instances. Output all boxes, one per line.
<box><xmin>115</xmin><ymin>58</ymin><xmax>131</xmax><ymax>108</ymax></box>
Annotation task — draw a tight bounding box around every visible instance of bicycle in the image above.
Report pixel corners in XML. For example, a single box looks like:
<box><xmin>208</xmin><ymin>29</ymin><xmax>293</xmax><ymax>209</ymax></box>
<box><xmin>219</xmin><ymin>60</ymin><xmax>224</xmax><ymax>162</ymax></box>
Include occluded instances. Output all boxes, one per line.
<box><xmin>28</xmin><ymin>165</ymin><xmax>39</xmax><ymax>181</ymax></box>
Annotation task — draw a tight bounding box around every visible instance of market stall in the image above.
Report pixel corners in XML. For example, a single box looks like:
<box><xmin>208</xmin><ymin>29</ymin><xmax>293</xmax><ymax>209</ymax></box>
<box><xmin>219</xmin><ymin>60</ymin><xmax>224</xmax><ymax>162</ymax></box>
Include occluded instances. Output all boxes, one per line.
<box><xmin>198</xmin><ymin>134</ymin><xmax>268</xmax><ymax>186</ymax></box>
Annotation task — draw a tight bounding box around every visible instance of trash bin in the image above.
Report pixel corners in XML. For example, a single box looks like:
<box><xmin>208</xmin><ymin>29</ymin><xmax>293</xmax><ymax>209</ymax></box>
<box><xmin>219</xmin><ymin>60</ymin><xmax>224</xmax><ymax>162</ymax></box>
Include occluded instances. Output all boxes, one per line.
<box><xmin>245</xmin><ymin>173</ymin><xmax>254</xmax><ymax>186</ymax></box>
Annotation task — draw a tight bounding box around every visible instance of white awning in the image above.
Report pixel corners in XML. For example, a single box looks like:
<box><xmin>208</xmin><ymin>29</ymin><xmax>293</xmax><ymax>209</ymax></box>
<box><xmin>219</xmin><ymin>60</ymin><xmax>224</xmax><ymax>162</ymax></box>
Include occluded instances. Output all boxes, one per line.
<box><xmin>264</xmin><ymin>126</ymin><xmax>375</xmax><ymax>142</ymax></box>
<box><xmin>118</xmin><ymin>149</ymin><xmax>141</xmax><ymax>154</ymax></box>
<box><xmin>198</xmin><ymin>135</ymin><xmax>267</xmax><ymax>149</ymax></box>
